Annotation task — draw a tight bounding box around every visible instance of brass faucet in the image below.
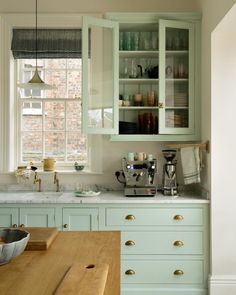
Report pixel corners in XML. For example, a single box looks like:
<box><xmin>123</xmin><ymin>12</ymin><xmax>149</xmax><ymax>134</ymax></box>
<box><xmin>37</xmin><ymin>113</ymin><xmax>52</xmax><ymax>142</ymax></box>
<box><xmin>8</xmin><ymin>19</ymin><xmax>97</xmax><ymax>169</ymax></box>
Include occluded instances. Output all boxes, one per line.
<box><xmin>54</xmin><ymin>172</ymin><xmax>60</xmax><ymax>192</ymax></box>
<box><xmin>34</xmin><ymin>172</ymin><xmax>42</xmax><ymax>192</ymax></box>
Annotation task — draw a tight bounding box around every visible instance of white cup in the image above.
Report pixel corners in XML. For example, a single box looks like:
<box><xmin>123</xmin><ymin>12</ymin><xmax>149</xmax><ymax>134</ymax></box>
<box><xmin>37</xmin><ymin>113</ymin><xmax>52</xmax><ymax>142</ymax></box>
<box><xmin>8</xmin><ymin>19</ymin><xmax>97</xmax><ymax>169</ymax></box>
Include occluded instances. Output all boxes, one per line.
<box><xmin>147</xmin><ymin>154</ymin><xmax>153</xmax><ymax>161</ymax></box>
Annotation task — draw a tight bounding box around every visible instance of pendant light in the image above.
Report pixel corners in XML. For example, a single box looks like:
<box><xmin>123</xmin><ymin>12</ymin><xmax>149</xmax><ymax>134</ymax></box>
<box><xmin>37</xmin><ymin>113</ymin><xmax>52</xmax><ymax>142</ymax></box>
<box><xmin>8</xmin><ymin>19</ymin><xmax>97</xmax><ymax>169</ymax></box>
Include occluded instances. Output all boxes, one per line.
<box><xmin>18</xmin><ymin>0</ymin><xmax>55</xmax><ymax>90</ymax></box>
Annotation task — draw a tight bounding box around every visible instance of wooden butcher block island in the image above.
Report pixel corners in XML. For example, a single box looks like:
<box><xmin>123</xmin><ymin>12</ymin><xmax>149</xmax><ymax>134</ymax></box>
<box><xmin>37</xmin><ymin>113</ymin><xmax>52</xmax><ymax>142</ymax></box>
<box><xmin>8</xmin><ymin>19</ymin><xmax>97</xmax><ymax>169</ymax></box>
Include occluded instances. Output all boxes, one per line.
<box><xmin>0</xmin><ymin>231</ymin><xmax>120</xmax><ymax>295</ymax></box>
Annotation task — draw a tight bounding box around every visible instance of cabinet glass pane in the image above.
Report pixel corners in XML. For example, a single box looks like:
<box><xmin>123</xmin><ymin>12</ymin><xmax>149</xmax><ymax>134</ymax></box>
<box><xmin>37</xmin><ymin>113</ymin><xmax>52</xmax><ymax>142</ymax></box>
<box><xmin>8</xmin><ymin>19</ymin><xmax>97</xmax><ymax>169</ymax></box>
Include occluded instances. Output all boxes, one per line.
<box><xmin>86</xmin><ymin>25</ymin><xmax>114</xmax><ymax>129</ymax></box>
<box><xmin>165</xmin><ymin>27</ymin><xmax>189</xmax><ymax>129</ymax></box>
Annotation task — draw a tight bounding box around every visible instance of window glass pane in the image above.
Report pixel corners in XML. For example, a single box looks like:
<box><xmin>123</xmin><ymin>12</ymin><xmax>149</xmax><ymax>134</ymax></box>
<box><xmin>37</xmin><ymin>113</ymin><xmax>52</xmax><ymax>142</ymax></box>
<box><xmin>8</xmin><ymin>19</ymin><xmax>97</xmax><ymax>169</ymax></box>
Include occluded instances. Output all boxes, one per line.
<box><xmin>45</xmin><ymin>132</ymin><xmax>65</xmax><ymax>160</ymax></box>
<box><xmin>66</xmin><ymin>101</ymin><xmax>81</xmax><ymax>130</ymax></box>
<box><xmin>67</xmin><ymin>59</ymin><xmax>81</xmax><ymax>69</ymax></box>
<box><xmin>44</xmin><ymin>102</ymin><xmax>65</xmax><ymax>131</ymax></box>
<box><xmin>68</xmin><ymin>70</ymin><xmax>81</xmax><ymax>98</ymax></box>
<box><xmin>45</xmin><ymin>70</ymin><xmax>67</xmax><ymax>98</ymax></box>
<box><xmin>67</xmin><ymin>132</ymin><xmax>87</xmax><ymax>162</ymax></box>
<box><xmin>86</xmin><ymin>25</ymin><xmax>114</xmax><ymax>129</ymax></box>
<box><xmin>22</xmin><ymin>131</ymin><xmax>43</xmax><ymax>161</ymax></box>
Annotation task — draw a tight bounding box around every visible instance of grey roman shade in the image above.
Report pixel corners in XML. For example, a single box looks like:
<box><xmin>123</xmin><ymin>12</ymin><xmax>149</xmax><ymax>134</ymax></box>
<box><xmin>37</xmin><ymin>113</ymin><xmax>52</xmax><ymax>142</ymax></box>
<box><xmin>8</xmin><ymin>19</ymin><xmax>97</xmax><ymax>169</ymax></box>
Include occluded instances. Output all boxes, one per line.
<box><xmin>11</xmin><ymin>29</ymin><xmax>82</xmax><ymax>59</ymax></box>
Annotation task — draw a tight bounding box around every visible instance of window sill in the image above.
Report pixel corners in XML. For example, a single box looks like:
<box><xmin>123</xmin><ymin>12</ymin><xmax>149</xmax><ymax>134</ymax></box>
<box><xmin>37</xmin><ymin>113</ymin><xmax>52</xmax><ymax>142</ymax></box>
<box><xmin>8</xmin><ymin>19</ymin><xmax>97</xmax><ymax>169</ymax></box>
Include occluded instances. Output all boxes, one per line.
<box><xmin>2</xmin><ymin>170</ymin><xmax>103</xmax><ymax>176</ymax></box>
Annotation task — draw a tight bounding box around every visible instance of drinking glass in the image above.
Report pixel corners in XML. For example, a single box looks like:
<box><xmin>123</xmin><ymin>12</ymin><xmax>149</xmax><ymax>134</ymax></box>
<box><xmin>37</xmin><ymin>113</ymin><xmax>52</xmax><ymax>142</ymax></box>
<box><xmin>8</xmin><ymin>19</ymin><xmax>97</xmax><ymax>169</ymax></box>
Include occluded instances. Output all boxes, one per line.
<box><xmin>124</xmin><ymin>32</ymin><xmax>131</xmax><ymax>50</ymax></box>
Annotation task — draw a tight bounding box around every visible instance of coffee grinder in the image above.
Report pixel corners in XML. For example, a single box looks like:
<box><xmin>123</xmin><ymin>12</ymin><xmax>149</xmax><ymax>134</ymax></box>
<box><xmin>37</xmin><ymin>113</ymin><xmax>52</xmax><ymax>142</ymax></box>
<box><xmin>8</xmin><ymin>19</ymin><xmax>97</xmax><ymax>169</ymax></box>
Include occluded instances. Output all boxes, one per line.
<box><xmin>162</xmin><ymin>149</ymin><xmax>178</xmax><ymax>196</ymax></box>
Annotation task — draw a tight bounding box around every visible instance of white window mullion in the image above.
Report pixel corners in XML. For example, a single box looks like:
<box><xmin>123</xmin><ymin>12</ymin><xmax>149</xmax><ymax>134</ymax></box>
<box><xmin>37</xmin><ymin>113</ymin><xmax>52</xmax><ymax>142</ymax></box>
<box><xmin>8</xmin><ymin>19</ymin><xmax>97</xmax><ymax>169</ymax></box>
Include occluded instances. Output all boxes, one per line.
<box><xmin>42</xmin><ymin>100</ymin><xmax>45</xmax><ymax>160</ymax></box>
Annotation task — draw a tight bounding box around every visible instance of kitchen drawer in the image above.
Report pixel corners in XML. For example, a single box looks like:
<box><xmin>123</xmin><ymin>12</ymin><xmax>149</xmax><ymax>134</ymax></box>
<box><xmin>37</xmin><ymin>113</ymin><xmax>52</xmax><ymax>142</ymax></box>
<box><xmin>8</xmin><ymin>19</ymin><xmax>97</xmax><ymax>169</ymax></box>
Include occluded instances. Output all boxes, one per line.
<box><xmin>122</xmin><ymin>231</ymin><xmax>203</xmax><ymax>255</ymax></box>
<box><xmin>122</xmin><ymin>259</ymin><xmax>204</xmax><ymax>284</ymax></box>
<box><xmin>122</xmin><ymin>287</ymin><xmax>208</xmax><ymax>295</ymax></box>
<box><xmin>106</xmin><ymin>208</ymin><xmax>203</xmax><ymax>227</ymax></box>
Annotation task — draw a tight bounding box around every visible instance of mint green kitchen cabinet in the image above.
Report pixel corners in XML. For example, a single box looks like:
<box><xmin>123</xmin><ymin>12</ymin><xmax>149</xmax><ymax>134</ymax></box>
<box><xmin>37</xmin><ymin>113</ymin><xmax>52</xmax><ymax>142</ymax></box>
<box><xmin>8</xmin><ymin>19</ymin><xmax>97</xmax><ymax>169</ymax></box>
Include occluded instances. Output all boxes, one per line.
<box><xmin>99</xmin><ymin>203</ymin><xmax>209</xmax><ymax>295</ymax></box>
<box><xmin>0</xmin><ymin>201</ymin><xmax>209</xmax><ymax>294</ymax></box>
<box><xmin>0</xmin><ymin>206</ymin><xmax>55</xmax><ymax>227</ymax></box>
<box><xmin>20</xmin><ymin>207</ymin><xmax>55</xmax><ymax>227</ymax></box>
<box><xmin>61</xmin><ymin>208</ymin><xmax>99</xmax><ymax>231</ymax></box>
<box><xmin>0</xmin><ymin>207</ymin><xmax>18</xmax><ymax>227</ymax></box>
<box><xmin>82</xmin><ymin>13</ymin><xmax>201</xmax><ymax>141</ymax></box>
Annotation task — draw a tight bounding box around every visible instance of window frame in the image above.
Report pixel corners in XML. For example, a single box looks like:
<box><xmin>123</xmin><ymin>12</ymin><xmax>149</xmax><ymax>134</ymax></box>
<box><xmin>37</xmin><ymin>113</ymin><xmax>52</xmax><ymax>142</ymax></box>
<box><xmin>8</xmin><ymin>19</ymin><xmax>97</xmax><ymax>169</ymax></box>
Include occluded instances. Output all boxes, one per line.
<box><xmin>0</xmin><ymin>13</ymin><xmax>103</xmax><ymax>173</ymax></box>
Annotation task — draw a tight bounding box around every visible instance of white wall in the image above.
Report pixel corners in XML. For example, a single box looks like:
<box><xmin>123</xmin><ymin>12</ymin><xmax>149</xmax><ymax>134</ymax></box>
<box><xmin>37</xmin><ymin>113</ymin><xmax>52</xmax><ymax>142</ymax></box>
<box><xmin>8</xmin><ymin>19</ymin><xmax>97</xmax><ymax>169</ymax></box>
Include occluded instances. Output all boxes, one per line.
<box><xmin>200</xmin><ymin>0</ymin><xmax>236</xmax><ymax>294</ymax></box>
<box><xmin>0</xmin><ymin>0</ymin><xmax>200</xmax><ymax>13</ymax></box>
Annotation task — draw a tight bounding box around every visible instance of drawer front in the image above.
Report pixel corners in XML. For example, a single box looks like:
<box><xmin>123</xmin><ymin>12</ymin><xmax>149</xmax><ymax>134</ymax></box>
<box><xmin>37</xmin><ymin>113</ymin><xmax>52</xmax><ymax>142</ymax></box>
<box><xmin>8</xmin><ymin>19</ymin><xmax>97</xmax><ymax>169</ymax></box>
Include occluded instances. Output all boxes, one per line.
<box><xmin>122</xmin><ymin>231</ymin><xmax>203</xmax><ymax>255</ymax></box>
<box><xmin>122</xmin><ymin>287</ymin><xmax>208</xmax><ymax>295</ymax></box>
<box><xmin>122</xmin><ymin>260</ymin><xmax>204</xmax><ymax>284</ymax></box>
<box><xmin>106</xmin><ymin>208</ymin><xmax>203</xmax><ymax>226</ymax></box>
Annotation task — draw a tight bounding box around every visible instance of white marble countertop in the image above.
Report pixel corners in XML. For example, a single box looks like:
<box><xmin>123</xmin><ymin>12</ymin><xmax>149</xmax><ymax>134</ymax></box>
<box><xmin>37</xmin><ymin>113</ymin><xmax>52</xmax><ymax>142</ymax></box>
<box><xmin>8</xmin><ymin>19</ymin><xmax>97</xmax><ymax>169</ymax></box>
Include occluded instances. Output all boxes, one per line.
<box><xmin>0</xmin><ymin>190</ymin><xmax>210</xmax><ymax>204</ymax></box>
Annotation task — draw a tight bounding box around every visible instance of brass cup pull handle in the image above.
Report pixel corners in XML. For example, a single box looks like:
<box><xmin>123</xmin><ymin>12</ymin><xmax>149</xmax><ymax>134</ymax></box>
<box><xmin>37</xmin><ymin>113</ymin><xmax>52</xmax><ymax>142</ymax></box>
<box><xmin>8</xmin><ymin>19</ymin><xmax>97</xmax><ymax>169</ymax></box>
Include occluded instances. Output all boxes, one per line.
<box><xmin>125</xmin><ymin>240</ymin><xmax>135</xmax><ymax>246</ymax></box>
<box><xmin>12</xmin><ymin>224</ymin><xmax>17</xmax><ymax>228</ymax></box>
<box><xmin>173</xmin><ymin>240</ymin><xmax>184</xmax><ymax>247</ymax></box>
<box><xmin>174</xmin><ymin>269</ymin><xmax>184</xmax><ymax>276</ymax></box>
<box><xmin>125</xmin><ymin>214</ymin><xmax>135</xmax><ymax>221</ymax></box>
<box><xmin>20</xmin><ymin>224</ymin><xmax>25</xmax><ymax>227</ymax></box>
<box><xmin>173</xmin><ymin>214</ymin><xmax>184</xmax><ymax>221</ymax></box>
<box><xmin>125</xmin><ymin>269</ymin><xmax>136</xmax><ymax>275</ymax></box>
<box><xmin>63</xmin><ymin>224</ymin><xmax>68</xmax><ymax>228</ymax></box>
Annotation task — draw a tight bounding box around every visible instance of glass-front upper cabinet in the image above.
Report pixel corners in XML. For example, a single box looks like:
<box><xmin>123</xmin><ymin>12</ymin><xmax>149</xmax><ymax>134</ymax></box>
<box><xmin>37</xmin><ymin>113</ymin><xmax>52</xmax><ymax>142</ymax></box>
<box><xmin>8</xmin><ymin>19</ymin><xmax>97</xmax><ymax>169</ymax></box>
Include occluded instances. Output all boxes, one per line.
<box><xmin>159</xmin><ymin>19</ymin><xmax>195</xmax><ymax>135</ymax></box>
<box><xmin>82</xmin><ymin>16</ymin><xmax>119</xmax><ymax>134</ymax></box>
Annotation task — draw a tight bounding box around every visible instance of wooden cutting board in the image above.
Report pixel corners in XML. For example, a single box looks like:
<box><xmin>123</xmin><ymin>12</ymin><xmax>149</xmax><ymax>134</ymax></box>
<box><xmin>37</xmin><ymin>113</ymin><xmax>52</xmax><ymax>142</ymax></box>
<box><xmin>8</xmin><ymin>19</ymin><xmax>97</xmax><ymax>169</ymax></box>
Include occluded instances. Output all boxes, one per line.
<box><xmin>55</xmin><ymin>263</ymin><xmax>109</xmax><ymax>295</ymax></box>
<box><xmin>21</xmin><ymin>227</ymin><xmax>59</xmax><ymax>250</ymax></box>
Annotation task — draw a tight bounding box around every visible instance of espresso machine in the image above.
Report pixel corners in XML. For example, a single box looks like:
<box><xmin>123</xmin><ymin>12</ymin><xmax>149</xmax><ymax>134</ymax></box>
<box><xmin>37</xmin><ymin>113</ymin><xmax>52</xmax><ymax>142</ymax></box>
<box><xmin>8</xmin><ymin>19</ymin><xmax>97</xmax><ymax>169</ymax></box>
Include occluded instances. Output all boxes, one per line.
<box><xmin>162</xmin><ymin>149</ymin><xmax>178</xmax><ymax>196</ymax></box>
<box><xmin>117</xmin><ymin>157</ymin><xmax>157</xmax><ymax>197</ymax></box>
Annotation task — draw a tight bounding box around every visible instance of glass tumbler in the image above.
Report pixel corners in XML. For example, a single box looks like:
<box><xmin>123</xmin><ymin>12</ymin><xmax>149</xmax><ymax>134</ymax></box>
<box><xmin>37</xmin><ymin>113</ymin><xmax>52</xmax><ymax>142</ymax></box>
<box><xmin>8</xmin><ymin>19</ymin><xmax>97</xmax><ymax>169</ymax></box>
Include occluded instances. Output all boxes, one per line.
<box><xmin>124</xmin><ymin>32</ymin><xmax>131</xmax><ymax>50</ymax></box>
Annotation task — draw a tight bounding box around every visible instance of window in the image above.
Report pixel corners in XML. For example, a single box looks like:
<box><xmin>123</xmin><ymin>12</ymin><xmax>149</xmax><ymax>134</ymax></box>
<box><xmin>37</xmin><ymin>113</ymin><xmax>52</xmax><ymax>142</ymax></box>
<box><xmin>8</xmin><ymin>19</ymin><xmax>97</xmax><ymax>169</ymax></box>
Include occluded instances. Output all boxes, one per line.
<box><xmin>0</xmin><ymin>15</ymin><xmax>103</xmax><ymax>173</ymax></box>
<box><xmin>17</xmin><ymin>58</ymin><xmax>87</xmax><ymax>166</ymax></box>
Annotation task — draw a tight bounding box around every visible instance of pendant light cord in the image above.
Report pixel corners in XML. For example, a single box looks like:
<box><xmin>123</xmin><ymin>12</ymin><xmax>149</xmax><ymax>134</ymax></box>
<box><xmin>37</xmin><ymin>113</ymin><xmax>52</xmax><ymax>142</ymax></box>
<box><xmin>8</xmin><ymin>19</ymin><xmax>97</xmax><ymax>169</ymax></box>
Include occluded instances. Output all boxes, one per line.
<box><xmin>35</xmin><ymin>0</ymin><xmax>38</xmax><ymax>68</ymax></box>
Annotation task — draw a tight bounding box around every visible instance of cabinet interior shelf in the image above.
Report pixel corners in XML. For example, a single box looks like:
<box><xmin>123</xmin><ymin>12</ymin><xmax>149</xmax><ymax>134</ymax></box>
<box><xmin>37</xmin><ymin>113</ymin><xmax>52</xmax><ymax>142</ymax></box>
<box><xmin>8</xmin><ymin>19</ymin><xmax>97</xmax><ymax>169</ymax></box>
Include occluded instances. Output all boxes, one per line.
<box><xmin>166</xmin><ymin>78</ymin><xmax>188</xmax><ymax>83</ymax></box>
<box><xmin>119</xmin><ymin>106</ymin><xmax>189</xmax><ymax>110</ymax></box>
<box><xmin>119</xmin><ymin>50</ymin><xmax>158</xmax><ymax>57</ymax></box>
<box><xmin>119</xmin><ymin>78</ymin><xmax>159</xmax><ymax>84</ymax></box>
<box><xmin>166</xmin><ymin>50</ymin><xmax>189</xmax><ymax>55</ymax></box>
<box><xmin>119</xmin><ymin>106</ymin><xmax>159</xmax><ymax>110</ymax></box>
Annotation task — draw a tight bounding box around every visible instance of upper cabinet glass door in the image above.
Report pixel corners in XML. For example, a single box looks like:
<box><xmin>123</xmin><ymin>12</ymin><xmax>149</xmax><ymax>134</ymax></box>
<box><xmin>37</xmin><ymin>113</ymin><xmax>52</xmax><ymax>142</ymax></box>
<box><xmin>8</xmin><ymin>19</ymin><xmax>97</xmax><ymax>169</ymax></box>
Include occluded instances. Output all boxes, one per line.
<box><xmin>159</xmin><ymin>19</ymin><xmax>194</xmax><ymax>134</ymax></box>
<box><xmin>82</xmin><ymin>16</ymin><xmax>119</xmax><ymax>134</ymax></box>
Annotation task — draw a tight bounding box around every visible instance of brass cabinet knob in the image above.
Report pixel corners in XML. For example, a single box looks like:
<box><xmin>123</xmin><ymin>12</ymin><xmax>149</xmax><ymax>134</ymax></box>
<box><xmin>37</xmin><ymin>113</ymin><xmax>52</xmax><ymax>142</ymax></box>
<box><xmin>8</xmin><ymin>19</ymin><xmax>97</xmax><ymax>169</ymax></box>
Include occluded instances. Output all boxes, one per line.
<box><xmin>20</xmin><ymin>224</ymin><xmax>25</xmax><ymax>227</ymax></box>
<box><xmin>173</xmin><ymin>240</ymin><xmax>184</xmax><ymax>247</ymax></box>
<box><xmin>174</xmin><ymin>269</ymin><xmax>184</xmax><ymax>276</ymax></box>
<box><xmin>125</xmin><ymin>214</ymin><xmax>135</xmax><ymax>221</ymax></box>
<box><xmin>173</xmin><ymin>214</ymin><xmax>184</xmax><ymax>221</ymax></box>
<box><xmin>125</xmin><ymin>269</ymin><xmax>136</xmax><ymax>275</ymax></box>
<box><xmin>125</xmin><ymin>240</ymin><xmax>135</xmax><ymax>246</ymax></box>
<box><xmin>12</xmin><ymin>224</ymin><xmax>17</xmax><ymax>228</ymax></box>
<box><xmin>158</xmin><ymin>102</ymin><xmax>164</xmax><ymax>108</ymax></box>
<box><xmin>63</xmin><ymin>224</ymin><xmax>68</xmax><ymax>228</ymax></box>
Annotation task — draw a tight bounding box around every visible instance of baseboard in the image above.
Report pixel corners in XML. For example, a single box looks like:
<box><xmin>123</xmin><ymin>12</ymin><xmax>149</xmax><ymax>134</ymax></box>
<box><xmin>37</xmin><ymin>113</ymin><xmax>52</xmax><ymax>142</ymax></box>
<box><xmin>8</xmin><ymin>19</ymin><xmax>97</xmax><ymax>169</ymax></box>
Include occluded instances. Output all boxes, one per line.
<box><xmin>209</xmin><ymin>275</ymin><xmax>236</xmax><ymax>295</ymax></box>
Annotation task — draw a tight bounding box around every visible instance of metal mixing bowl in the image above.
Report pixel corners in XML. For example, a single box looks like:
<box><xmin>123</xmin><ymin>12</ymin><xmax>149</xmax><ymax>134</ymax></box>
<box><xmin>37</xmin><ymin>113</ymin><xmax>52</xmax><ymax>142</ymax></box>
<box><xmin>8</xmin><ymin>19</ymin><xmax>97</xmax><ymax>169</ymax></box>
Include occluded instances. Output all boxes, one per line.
<box><xmin>0</xmin><ymin>228</ymin><xmax>30</xmax><ymax>265</ymax></box>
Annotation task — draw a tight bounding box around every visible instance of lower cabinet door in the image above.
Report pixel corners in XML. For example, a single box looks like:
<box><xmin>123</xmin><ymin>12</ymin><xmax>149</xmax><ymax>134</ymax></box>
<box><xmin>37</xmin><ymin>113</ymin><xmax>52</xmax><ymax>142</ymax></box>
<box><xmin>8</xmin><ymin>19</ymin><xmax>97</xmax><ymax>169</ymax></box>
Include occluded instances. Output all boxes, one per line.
<box><xmin>0</xmin><ymin>207</ymin><xmax>18</xmax><ymax>227</ymax></box>
<box><xmin>20</xmin><ymin>207</ymin><xmax>55</xmax><ymax>227</ymax></box>
<box><xmin>122</xmin><ymin>259</ymin><xmax>204</xmax><ymax>284</ymax></box>
<box><xmin>62</xmin><ymin>208</ymin><xmax>98</xmax><ymax>231</ymax></box>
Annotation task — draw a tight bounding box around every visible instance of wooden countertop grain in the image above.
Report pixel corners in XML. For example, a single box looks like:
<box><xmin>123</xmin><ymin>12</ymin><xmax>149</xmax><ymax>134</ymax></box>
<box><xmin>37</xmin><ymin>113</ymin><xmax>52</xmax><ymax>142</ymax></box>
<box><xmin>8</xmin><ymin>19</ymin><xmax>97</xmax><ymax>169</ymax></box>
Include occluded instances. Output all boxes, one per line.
<box><xmin>0</xmin><ymin>231</ymin><xmax>120</xmax><ymax>295</ymax></box>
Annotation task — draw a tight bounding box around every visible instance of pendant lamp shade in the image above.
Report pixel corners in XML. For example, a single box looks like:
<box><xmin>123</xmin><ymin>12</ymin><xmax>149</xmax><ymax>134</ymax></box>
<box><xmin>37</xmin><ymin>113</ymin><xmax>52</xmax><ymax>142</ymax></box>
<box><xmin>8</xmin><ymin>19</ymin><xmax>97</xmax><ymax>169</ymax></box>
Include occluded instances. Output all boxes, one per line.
<box><xmin>17</xmin><ymin>0</ymin><xmax>55</xmax><ymax>90</ymax></box>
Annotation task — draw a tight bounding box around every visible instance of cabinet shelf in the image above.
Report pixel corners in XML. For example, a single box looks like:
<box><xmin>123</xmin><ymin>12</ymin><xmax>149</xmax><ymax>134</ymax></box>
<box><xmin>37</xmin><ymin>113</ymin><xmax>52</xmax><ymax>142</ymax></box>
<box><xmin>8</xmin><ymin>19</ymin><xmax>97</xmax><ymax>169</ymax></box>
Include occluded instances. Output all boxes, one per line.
<box><xmin>119</xmin><ymin>106</ymin><xmax>159</xmax><ymax>110</ymax></box>
<box><xmin>119</xmin><ymin>50</ymin><xmax>159</xmax><ymax>57</ymax></box>
<box><xmin>119</xmin><ymin>78</ymin><xmax>159</xmax><ymax>84</ymax></box>
<box><xmin>166</xmin><ymin>50</ymin><xmax>189</xmax><ymax>56</ymax></box>
<box><xmin>166</xmin><ymin>78</ymin><xmax>188</xmax><ymax>83</ymax></box>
